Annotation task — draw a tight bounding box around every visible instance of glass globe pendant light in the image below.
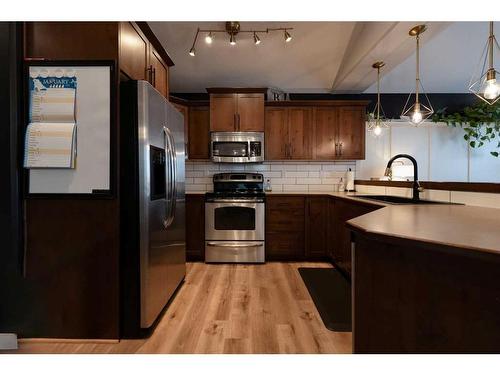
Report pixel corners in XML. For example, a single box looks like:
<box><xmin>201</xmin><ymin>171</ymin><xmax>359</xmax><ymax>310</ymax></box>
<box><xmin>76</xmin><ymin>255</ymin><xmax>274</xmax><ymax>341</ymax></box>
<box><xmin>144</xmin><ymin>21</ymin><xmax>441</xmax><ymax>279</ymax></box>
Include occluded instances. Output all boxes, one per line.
<box><xmin>469</xmin><ymin>22</ymin><xmax>500</xmax><ymax>105</ymax></box>
<box><xmin>401</xmin><ymin>25</ymin><xmax>434</xmax><ymax>125</ymax></box>
<box><xmin>367</xmin><ymin>61</ymin><xmax>389</xmax><ymax>137</ymax></box>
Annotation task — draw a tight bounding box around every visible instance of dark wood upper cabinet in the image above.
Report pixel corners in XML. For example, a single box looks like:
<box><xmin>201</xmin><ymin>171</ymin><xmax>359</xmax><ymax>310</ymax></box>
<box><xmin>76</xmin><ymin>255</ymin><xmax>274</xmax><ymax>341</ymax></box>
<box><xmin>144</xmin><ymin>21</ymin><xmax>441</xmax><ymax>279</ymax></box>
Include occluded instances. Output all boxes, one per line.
<box><xmin>237</xmin><ymin>93</ymin><xmax>265</xmax><ymax>131</ymax></box>
<box><xmin>265</xmin><ymin>107</ymin><xmax>312</xmax><ymax>160</ymax></box>
<box><xmin>208</xmin><ymin>89</ymin><xmax>266</xmax><ymax>132</ymax></box>
<box><xmin>265</xmin><ymin>107</ymin><xmax>288</xmax><ymax>160</ymax></box>
<box><xmin>288</xmin><ymin>107</ymin><xmax>313</xmax><ymax>159</ymax></box>
<box><xmin>119</xmin><ymin>22</ymin><xmax>148</xmax><ymax>81</ymax></box>
<box><xmin>305</xmin><ymin>196</ymin><xmax>329</xmax><ymax>258</ymax></box>
<box><xmin>337</xmin><ymin>106</ymin><xmax>365</xmax><ymax>160</ymax></box>
<box><xmin>188</xmin><ymin>106</ymin><xmax>210</xmax><ymax>160</ymax></box>
<box><xmin>149</xmin><ymin>46</ymin><xmax>169</xmax><ymax>99</ymax></box>
<box><xmin>313</xmin><ymin>108</ymin><xmax>337</xmax><ymax>160</ymax></box>
<box><xmin>210</xmin><ymin>94</ymin><xmax>237</xmax><ymax>132</ymax></box>
<box><xmin>265</xmin><ymin>101</ymin><xmax>367</xmax><ymax>161</ymax></box>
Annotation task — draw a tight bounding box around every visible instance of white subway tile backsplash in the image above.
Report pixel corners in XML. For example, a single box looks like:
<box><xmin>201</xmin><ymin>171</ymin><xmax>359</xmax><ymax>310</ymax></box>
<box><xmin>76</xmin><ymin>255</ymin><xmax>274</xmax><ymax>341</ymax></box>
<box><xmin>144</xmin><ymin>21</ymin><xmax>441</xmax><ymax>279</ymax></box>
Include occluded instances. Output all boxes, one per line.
<box><xmin>285</xmin><ymin>171</ymin><xmax>309</xmax><ymax>178</ymax></box>
<box><xmin>186</xmin><ymin>161</ymin><xmax>356</xmax><ymax>192</ymax></box>
<box><xmin>283</xmin><ymin>184</ymin><xmax>308</xmax><ymax>192</ymax></box>
<box><xmin>296</xmin><ymin>178</ymin><xmax>322</xmax><ymax>185</ymax></box>
<box><xmin>297</xmin><ymin>164</ymin><xmax>322</xmax><ymax>171</ymax></box>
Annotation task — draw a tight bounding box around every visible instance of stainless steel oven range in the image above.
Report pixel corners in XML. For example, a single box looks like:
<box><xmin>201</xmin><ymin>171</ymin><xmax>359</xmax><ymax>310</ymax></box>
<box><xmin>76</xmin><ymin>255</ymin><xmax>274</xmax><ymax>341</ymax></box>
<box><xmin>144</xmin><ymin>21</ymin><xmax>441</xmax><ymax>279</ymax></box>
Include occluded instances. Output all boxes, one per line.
<box><xmin>210</xmin><ymin>132</ymin><xmax>264</xmax><ymax>163</ymax></box>
<box><xmin>205</xmin><ymin>173</ymin><xmax>265</xmax><ymax>263</ymax></box>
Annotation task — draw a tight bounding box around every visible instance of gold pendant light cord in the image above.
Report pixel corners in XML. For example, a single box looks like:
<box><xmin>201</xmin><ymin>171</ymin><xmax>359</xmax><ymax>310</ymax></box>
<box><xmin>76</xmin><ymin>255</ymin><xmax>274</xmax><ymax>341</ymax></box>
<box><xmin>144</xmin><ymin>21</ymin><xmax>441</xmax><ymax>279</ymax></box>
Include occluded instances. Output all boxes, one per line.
<box><xmin>489</xmin><ymin>21</ymin><xmax>494</xmax><ymax>70</ymax></box>
<box><xmin>377</xmin><ymin>66</ymin><xmax>381</xmax><ymax>122</ymax></box>
<box><xmin>415</xmin><ymin>34</ymin><xmax>420</xmax><ymax>105</ymax></box>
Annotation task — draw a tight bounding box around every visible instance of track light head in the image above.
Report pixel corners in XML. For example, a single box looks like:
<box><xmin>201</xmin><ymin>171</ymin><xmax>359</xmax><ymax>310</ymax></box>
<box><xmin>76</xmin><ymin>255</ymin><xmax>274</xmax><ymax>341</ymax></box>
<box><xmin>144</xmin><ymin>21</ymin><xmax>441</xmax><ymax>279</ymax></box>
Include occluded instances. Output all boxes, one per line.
<box><xmin>205</xmin><ymin>32</ymin><xmax>213</xmax><ymax>44</ymax></box>
<box><xmin>230</xmin><ymin>33</ymin><xmax>236</xmax><ymax>45</ymax></box>
<box><xmin>284</xmin><ymin>29</ymin><xmax>292</xmax><ymax>42</ymax></box>
<box><xmin>253</xmin><ymin>32</ymin><xmax>261</xmax><ymax>45</ymax></box>
<box><xmin>189</xmin><ymin>47</ymin><xmax>195</xmax><ymax>57</ymax></box>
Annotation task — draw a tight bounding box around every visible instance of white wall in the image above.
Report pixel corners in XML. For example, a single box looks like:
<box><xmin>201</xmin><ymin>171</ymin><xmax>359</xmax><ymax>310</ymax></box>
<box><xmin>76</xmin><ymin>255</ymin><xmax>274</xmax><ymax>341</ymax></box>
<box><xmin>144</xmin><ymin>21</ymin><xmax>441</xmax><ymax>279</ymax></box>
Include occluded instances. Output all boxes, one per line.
<box><xmin>356</xmin><ymin>121</ymin><xmax>500</xmax><ymax>183</ymax></box>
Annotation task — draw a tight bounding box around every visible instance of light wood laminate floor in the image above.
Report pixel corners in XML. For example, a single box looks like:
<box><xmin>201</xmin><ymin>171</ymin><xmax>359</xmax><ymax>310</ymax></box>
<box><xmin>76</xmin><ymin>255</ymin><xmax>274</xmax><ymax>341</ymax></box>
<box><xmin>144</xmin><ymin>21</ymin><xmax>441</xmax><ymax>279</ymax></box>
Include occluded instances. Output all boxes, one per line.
<box><xmin>12</xmin><ymin>262</ymin><xmax>352</xmax><ymax>354</ymax></box>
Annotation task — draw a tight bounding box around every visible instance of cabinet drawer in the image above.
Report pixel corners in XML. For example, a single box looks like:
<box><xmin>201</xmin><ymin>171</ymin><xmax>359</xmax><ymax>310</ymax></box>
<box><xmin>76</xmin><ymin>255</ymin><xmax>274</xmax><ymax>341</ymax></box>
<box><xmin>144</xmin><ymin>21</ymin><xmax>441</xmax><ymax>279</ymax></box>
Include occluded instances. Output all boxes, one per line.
<box><xmin>266</xmin><ymin>232</ymin><xmax>304</xmax><ymax>258</ymax></box>
<box><xmin>267</xmin><ymin>196</ymin><xmax>304</xmax><ymax>210</ymax></box>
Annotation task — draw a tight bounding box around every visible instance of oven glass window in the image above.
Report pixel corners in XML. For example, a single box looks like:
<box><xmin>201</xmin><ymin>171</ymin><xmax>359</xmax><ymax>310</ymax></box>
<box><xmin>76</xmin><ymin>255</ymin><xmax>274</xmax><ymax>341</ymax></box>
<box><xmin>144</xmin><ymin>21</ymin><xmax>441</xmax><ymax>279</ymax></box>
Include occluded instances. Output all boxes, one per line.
<box><xmin>212</xmin><ymin>142</ymin><xmax>248</xmax><ymax>157</ymax></box>
<box><xmin>214</xmin><ymin>206</ymin><xmax>255</xmax><ymax>230</ymax></box>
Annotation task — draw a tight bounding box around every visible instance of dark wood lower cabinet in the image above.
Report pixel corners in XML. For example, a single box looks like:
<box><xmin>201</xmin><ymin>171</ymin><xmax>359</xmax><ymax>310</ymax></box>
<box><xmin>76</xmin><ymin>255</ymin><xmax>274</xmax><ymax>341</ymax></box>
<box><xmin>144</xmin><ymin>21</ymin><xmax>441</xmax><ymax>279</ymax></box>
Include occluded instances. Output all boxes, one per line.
<box><xmin>265</xmin><ymin>196</ymin><xmax>305</xmax><ymax>260</ymax></box>
<box><xmin>305</xmin><ymin>196</ymin><xmax>329</xmax><ymax>259</ymax></box>
<box><xmin>329</xmin><ymin>197</ymin><xmax>380</xmax><ymax>277</ymax></box>
<box><xmin>185</xmin><ymin>194</ymin><xmax>205</xmax><ymax>261</ymax></box>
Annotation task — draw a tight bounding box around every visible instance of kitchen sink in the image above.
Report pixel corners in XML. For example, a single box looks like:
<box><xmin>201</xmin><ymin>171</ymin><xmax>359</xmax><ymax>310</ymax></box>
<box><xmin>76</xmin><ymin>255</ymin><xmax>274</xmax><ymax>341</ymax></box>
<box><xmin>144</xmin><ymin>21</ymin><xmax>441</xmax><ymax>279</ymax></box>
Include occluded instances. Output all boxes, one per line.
<box><xmin>355</xmin><ymin>195</ymin><xmax>456</xmax><ymax>205</ymax></box>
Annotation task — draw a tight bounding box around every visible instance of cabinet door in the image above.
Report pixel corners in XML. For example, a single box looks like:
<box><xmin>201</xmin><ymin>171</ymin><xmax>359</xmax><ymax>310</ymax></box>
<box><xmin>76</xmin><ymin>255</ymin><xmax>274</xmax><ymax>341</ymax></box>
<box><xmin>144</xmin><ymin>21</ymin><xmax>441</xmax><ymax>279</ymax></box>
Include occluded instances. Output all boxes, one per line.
<box><xmin>305</xmin><ymin>197</ymin><xmax>328</xmax><ymax>258</ymax></box>
<box><xmin>210</xmin><ymin>94</ymin><xmax>237</xmax><ymax>131</ymax></box>
<box><xmin>188</xmin><ymin>106</ymin><xmax>210</xmax><ymax>159</ymax></box>
<box><xmin>337</xmin><ymin>106</ymin><xmax>365</xmax><ymax>160</ymax></box>
<box><xmin>186</xmin><ymin>194</ymin><xmax>205</xmax><ymax>261</ymax></box>
<box><xmin>265</xmin><ymin>107</ymin><xmax>288</xmax><ymax>160</ymax></box>
<box><xmin>237</xmin><ymin>93</ymin><xmax>264</xmax><ymax>131</ymax></box>
<box><xmin>314</xmin><ymin>108</ymin><xmax>337</xmax><ymax>160</ymax></box>
<box><xmin>266</xmin><ymin>196</ymin><xmax>305</xmax><ymax>260</ymax></box>
<box><xmin>288</xmin><ymin>107</ymin><xmax>313</xmax><ymax>159</ymax></box>
<box><xmin>149</xmin><ymin>46</ymin><xmax>169</xmax><ymax>98</ymax></box>
<box><xmin>119</xmin><ymin>22</ymin><xmax>148</xmax><ymax>80</ymax></box>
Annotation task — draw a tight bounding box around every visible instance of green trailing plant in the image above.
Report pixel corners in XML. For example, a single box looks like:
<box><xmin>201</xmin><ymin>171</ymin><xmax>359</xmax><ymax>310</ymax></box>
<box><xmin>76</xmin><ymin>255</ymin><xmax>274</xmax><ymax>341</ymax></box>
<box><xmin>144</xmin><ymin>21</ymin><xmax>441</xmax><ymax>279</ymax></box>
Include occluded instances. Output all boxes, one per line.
<box><xmin>432</xmin><ymin>101</ymin><xmax>500</xmax><ymax>157</ymax></box>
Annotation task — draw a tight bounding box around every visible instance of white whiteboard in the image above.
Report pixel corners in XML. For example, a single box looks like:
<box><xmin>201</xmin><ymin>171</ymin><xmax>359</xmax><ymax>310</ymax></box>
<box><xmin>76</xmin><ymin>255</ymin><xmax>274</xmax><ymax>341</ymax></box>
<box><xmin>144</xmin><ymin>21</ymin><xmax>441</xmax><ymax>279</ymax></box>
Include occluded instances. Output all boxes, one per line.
<box><xmin>28</xmin><ymin>66</ymin><xmax>111</xmax><ymax>194</ymax></box>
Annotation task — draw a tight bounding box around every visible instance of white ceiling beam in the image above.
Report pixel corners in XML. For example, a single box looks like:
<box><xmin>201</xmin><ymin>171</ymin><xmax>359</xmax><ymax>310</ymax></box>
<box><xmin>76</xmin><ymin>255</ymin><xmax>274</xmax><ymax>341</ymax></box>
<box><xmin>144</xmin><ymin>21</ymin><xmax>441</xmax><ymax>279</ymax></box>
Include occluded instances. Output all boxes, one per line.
<box><xmin>331</xmin><ymin>22</ymin><xmax>451</xmax><ymax>93</ymax></box>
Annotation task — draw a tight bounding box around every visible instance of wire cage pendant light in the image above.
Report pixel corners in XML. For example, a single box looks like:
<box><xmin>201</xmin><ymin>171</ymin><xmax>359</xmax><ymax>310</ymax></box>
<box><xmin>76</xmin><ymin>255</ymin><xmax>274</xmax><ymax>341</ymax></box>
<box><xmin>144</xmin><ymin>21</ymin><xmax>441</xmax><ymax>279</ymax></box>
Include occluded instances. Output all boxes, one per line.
<box><xmin>367</xmin><ymin>61</ymin><xmax>389</xmax><ymax>138</ymax></box>
<box><xmin>469</xmin><ymin>22</ymin><xmax>500</xmax><ymax>105</ymax></box>
<box><xmin>401</xmin><ymin>25</ymin><xmax>434</xmax><ymax>125</ymax></box>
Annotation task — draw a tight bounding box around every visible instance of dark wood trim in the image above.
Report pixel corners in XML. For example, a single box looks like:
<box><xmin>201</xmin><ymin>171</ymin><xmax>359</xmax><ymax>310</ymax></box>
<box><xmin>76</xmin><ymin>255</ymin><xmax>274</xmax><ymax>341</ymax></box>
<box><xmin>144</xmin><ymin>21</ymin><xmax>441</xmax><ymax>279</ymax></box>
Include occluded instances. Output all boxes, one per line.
<box><xmin>135</xmin><ymin>22</ymin><xmax>174</xmax><ymax>67</ymax></box>
<box><xmin>355</xmin><ymin>179</ymin><xmax>500</xmax><ymax>194</ymax></box>
<box><xmin>206</xmin><ymin>87</ymin><xmax>268</xmax><ymax>94</ymax></box>
<box><xmin>265</xmin><ymin>100</ymin><xmax>371</xmax><ymax>107</ymax></box>
<box><xmin>170</xmin><ymin>95</ymin><xmax>209</xmax><ymax>107</ymax></box>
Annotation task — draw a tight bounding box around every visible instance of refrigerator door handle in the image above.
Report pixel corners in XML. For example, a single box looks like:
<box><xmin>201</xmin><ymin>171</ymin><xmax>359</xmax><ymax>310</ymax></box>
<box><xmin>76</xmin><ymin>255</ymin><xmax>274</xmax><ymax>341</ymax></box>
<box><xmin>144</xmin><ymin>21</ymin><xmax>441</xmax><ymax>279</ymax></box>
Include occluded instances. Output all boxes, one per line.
<box><xmin>163</xmin><ymin>126</ymin><xmax>177</xmax><ymax>229</ymax></box>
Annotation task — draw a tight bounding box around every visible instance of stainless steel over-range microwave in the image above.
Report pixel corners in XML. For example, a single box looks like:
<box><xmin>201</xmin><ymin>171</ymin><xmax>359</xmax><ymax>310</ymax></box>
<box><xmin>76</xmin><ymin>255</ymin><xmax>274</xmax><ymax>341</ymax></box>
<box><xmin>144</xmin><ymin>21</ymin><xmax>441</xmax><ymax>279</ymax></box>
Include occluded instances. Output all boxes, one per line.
<box><xmin>210</xmin><ymin>132</ymin><xmax>264</xmax><ymax>163</ymax></box>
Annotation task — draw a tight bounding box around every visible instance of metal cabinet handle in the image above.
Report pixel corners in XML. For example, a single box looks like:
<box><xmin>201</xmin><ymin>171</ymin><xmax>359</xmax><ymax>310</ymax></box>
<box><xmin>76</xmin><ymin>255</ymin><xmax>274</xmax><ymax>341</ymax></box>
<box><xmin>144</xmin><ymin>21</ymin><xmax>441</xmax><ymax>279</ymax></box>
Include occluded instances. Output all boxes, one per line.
<box><xmin>206</xmin><ymin>242</ymin><xmax>264</xmax><ymax>248</ymax></box>
<box><xmin>145</xmin><ymin>65</ymin><xmax>153</xmax><ymax>83</ymax></box>
<box><xmin>152</xmin><ymin>67</ymin><xmax>156</xmax><ymax>86</ymax></box>
<box><xmin>339</xmin><ymin>142</ymin><xmax>343</xmax><ymax>156</ymax></box>
<box><xmin>334</xmin><ymin>142</ymin><xmax>339</xmax><ymax>156</ymax></box>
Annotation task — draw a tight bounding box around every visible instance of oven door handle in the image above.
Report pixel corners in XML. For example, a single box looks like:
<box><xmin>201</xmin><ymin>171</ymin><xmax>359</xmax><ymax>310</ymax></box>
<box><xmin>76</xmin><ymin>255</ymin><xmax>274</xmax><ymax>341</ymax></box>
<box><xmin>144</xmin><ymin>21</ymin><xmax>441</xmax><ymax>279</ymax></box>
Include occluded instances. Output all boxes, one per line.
<box><xmin>207</xmin><ymin>199</ymin><xmax>263</xmax><ymax>204</ymax></box>
<box><xmin>206</xmin><ymin>242</ymin><xmax>264</xmax><ymax>248</ymax></box>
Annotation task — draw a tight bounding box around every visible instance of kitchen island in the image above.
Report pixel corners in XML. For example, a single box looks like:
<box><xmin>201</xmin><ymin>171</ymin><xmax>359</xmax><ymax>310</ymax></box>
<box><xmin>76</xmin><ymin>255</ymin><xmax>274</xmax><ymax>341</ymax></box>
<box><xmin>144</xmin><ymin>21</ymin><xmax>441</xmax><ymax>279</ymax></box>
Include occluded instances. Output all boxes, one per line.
<box><xmin>347</xmin><ymin>204</ymin><xmax>500</xmax><ymax>353</ymax></box>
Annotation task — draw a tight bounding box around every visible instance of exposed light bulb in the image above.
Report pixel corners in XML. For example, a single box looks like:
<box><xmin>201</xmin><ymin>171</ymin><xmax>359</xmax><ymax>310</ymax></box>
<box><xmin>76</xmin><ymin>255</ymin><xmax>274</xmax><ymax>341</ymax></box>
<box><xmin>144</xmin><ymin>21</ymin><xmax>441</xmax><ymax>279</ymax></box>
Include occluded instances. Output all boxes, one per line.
<box><xmin>284</xmin><ymin>30</ymin><xmax>292</xmax><ymax>42</ymax></box>
<box><xmin>411</xmin><ymin>110</ymin><xmax>423</xmax><ymax>124</ymax></box>
<box><xmin>373</xmin><ymin>125</ymin><xmax>382</xmax><ymax>136</ymax></box>
<box><xmin>188</xmin><ymin>47</ymin><xmax>195</xmax><ymax>57</ymax></box>
<box><xmin>253</xmin><ymin>33</ymin><xmax>261</xmax><ymax>45</ymax></box>
<box><xmin>230</xmin><ymin>34</ymin><xmax>236</xmax><ymax>45</ymax></box>
<box><xmin>484</xmin><ymin>78</ymin><xmax>500</xmax><ymax>100</ymax></box>
<box><xmin>205</xmin><ymin>32</ymin><xmax>213</xmax><ymax>44</ymax></box>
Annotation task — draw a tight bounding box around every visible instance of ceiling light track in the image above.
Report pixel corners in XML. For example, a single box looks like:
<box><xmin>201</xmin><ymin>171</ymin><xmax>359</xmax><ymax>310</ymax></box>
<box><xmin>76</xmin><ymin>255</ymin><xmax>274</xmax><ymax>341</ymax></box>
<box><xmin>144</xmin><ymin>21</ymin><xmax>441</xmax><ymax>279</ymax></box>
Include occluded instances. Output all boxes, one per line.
<box><xmin>188</xmin><ymin>22</ymin><xmax>293</xmax><ymax>56</ymax></box>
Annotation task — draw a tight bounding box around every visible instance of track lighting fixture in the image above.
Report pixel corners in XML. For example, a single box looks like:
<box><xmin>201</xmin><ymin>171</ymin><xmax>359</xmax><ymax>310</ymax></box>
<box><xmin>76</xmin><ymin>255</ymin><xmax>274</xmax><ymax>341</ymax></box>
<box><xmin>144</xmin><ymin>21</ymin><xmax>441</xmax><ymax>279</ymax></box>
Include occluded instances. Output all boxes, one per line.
<box><xmin>187</xmin><ymin>22</ymin><xmax>293</xmax><ymax>56</ymax></box>
<box><xmin>284</xmin><ymin>29</ymin><xmax>292</xmax><ymax>42</ymax></box>
<box><xmin>469</xmin><ymin>22</ymin><xmax>500</xmax><ymax>105</ymax></box>
<box><xmin>401</xmin><ymin>25</ymin><xmax>433</xmax><ymax>125</ymax></box>
<box><xmin>205</xmin><ymin>32</ymin><xmax>213</xmax><ymax>44</ymax></box>
<box><xmin>253</xmin><ymin>32</ymin><xmax>261</xmax><ymax>45</ymax></box>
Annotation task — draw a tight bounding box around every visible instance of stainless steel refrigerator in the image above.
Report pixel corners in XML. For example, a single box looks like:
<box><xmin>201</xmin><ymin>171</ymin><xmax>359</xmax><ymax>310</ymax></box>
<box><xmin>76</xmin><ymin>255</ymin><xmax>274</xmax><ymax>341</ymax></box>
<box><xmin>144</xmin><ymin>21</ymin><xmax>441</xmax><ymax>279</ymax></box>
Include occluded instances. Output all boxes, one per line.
<box><xmin>120</xmin><ymin>80</ymin><xmax>186</xmax><ymax>338</ymax></box>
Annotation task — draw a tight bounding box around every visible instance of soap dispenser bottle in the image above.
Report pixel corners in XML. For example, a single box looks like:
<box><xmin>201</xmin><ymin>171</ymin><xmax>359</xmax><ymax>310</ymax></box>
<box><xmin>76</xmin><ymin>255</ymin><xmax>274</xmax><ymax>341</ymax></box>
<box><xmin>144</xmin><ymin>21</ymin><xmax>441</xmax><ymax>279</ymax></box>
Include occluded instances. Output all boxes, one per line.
<box><xmin>338</xmin><ymin>177</ymin><xmax>345</xmax><ymax>192</ymax></box>
<box><xmin>264</xmin><ymin>178</ymin><xmax>272</xmax><ymax>192</ymax></box>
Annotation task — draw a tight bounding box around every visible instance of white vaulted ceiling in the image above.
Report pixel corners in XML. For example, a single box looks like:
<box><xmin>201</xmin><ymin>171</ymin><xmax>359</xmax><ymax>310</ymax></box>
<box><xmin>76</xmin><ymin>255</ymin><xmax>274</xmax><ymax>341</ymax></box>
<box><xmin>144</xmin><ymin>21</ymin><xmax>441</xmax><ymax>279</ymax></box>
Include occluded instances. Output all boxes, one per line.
<box><xmin>148</xmin><ymin>21</ymin><xmax>496</xmax><ymax>94</ymax></box>
<box><xmin>149</xmin><ymin>21</ymin><xmax>357</xmax><ymax>92</ymax></box>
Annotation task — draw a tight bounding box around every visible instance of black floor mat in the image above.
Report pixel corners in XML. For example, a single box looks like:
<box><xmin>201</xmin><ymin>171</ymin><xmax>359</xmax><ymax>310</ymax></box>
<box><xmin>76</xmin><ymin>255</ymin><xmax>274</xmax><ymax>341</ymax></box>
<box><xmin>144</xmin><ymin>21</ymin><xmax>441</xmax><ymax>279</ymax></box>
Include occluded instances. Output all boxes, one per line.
<box><xmin>298</xmin><ymin>267</ymin><xmax>351</xmax><ymax>332</ymax></box>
